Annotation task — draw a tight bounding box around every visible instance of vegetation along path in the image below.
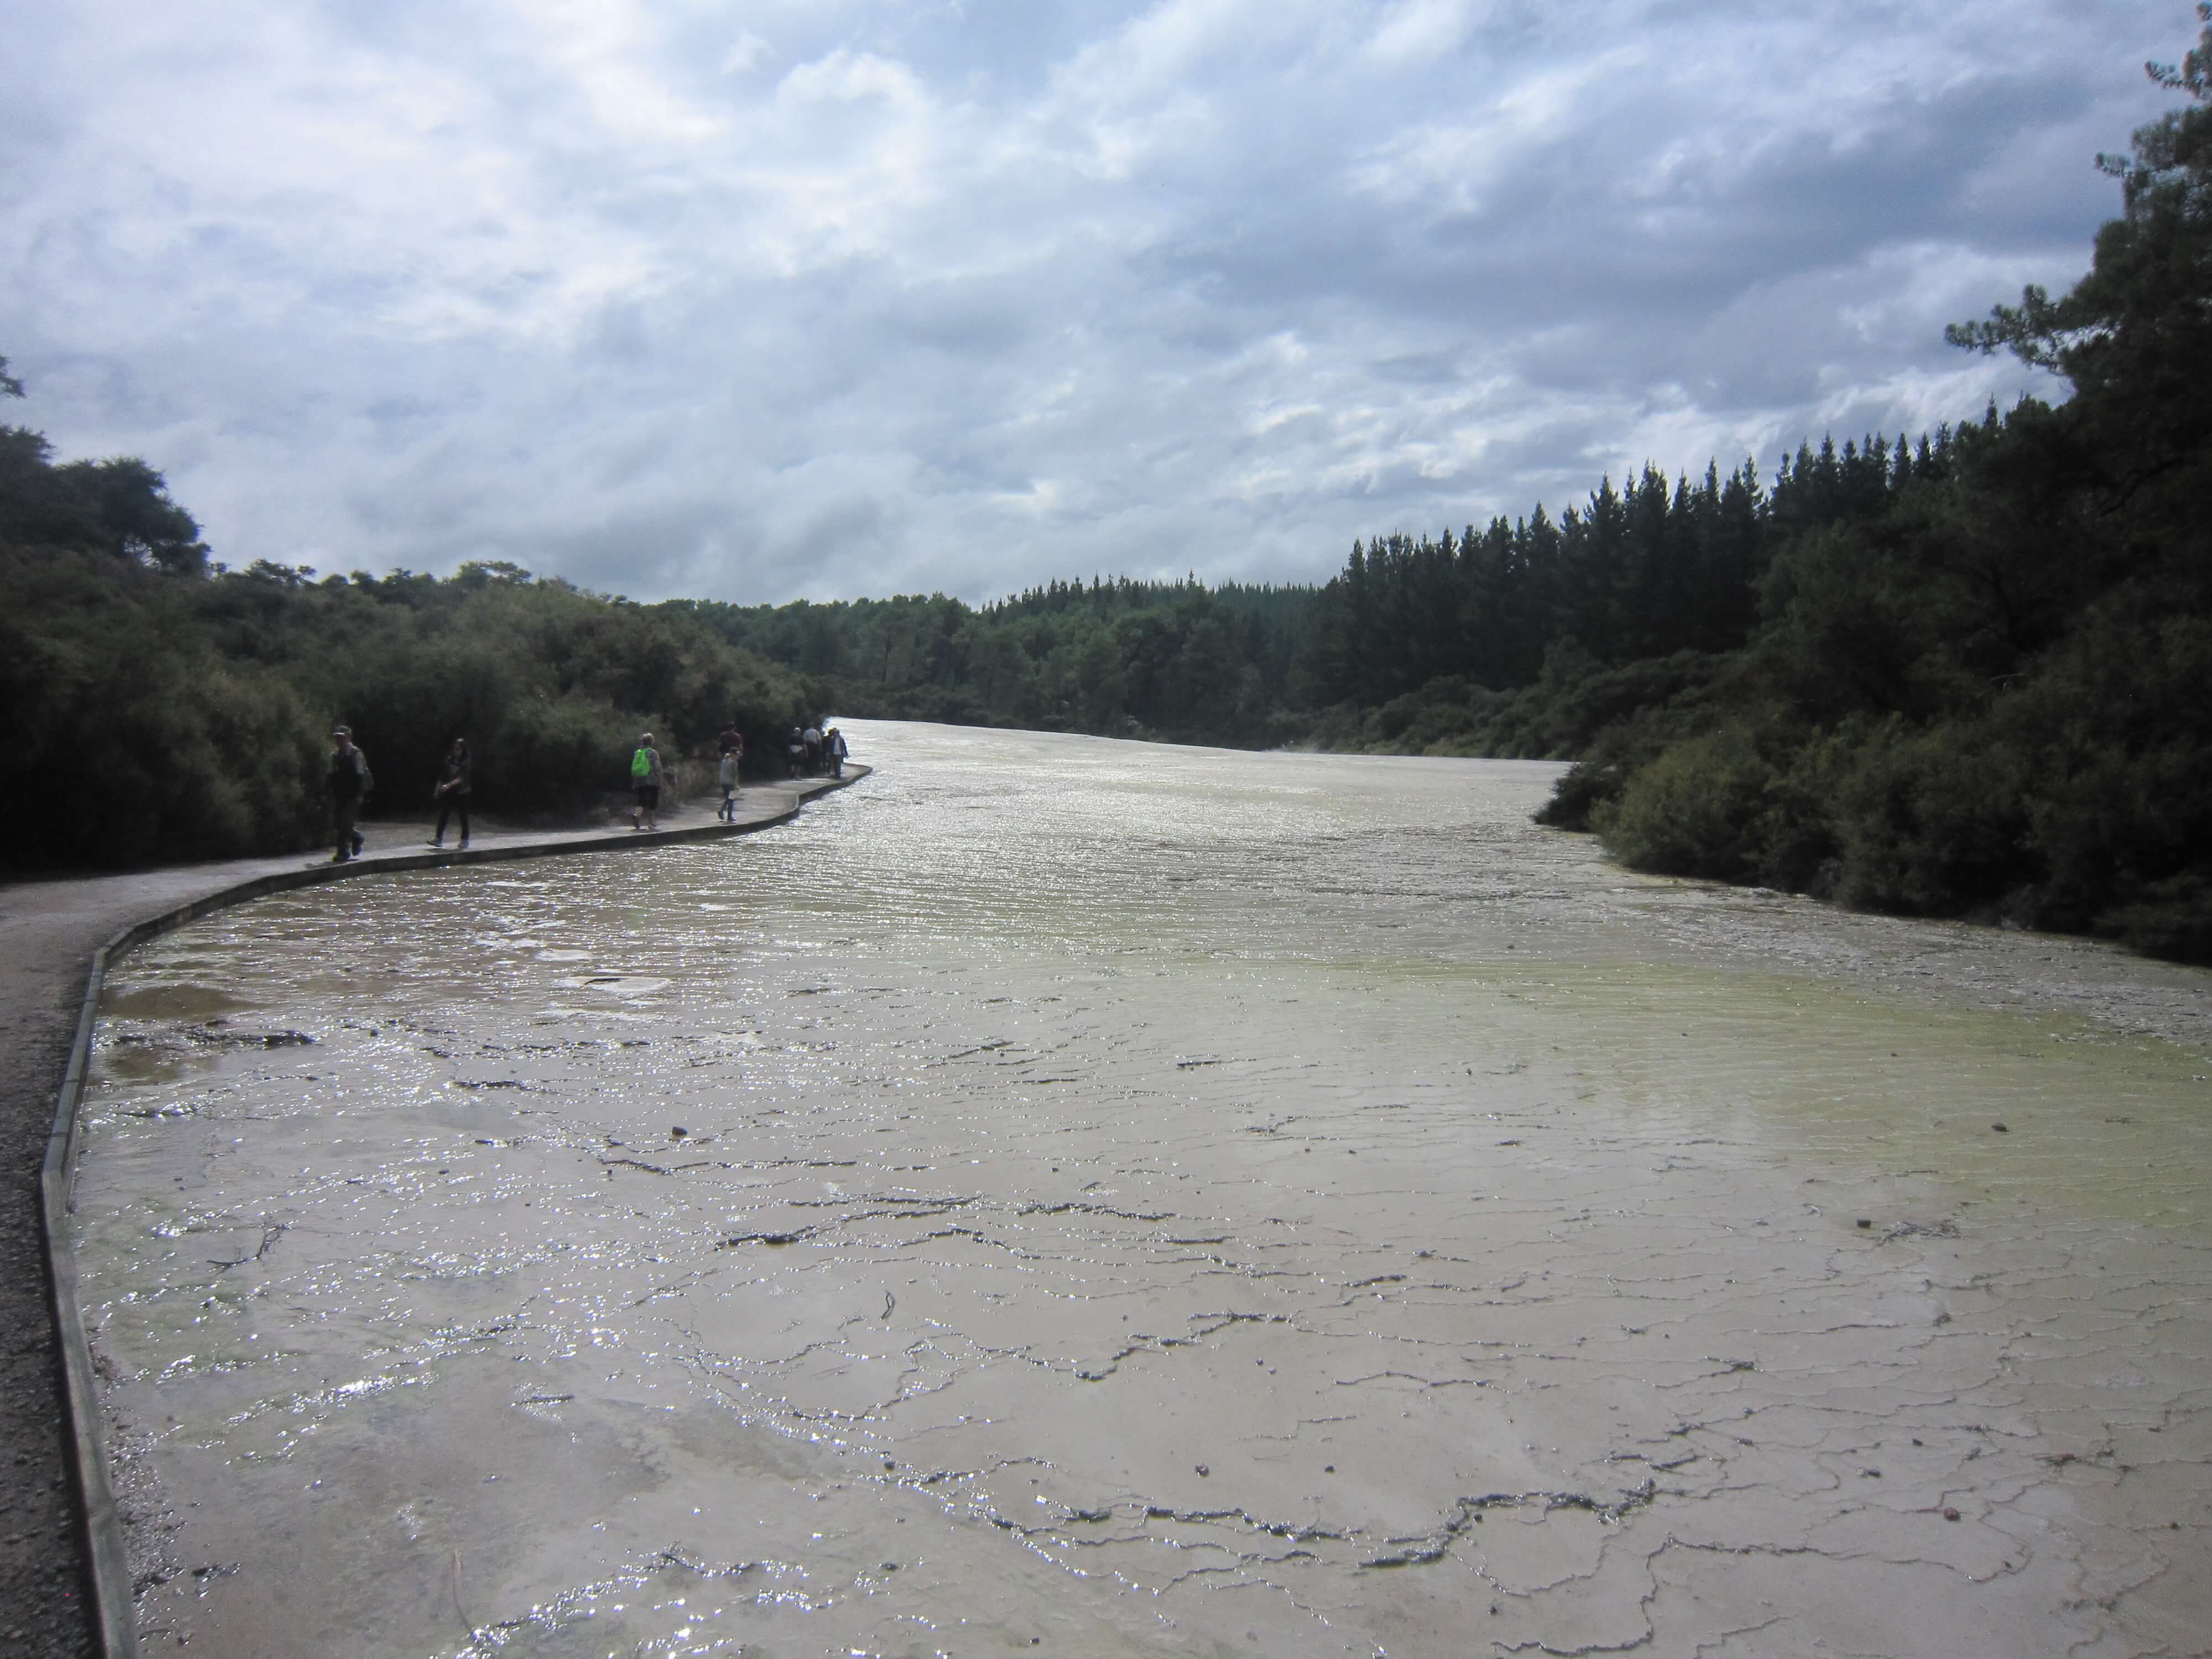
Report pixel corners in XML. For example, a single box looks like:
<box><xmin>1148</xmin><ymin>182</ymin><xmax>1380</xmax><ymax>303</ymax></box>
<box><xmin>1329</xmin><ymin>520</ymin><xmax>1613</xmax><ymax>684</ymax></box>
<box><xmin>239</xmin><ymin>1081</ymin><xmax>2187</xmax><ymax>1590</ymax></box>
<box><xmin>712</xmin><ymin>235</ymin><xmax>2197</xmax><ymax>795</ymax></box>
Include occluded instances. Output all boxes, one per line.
<box><xmin>0</xmin><ymin>768</ymin><xmax>867</xmax><ymax>1658</ymax></box>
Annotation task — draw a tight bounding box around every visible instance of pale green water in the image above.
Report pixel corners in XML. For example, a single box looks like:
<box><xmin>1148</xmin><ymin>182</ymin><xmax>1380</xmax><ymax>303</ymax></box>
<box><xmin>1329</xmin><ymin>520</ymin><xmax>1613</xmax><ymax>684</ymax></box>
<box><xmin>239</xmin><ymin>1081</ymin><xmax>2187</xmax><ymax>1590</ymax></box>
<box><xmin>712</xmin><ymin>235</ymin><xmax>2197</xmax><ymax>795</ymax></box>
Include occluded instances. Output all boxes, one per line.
<box><xmin>78</xmin><ymin>722</ymin><xmax>2212</xmax><ymax>1657</ymax></box>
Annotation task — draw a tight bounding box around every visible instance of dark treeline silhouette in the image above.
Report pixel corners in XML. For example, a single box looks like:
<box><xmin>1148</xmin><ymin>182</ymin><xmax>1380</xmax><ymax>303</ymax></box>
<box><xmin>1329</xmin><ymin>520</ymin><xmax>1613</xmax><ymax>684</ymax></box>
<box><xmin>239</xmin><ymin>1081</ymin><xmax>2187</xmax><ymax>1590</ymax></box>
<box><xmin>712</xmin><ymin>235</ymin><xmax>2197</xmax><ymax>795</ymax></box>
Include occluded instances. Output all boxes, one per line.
<box><xmin>689</xmin><ymin>577</ymin><xmax>1321</xmax><ymax>748</ymax></box>
<box><xmin>684</xmin><ymin>431</ymin><xmax>1968</xmax><ymax>771</ymax></box>
<box><xmin>1296</xmin><ymin>432</ymin><xmax>1960</xmax><ymax>760</ymax></box>
<box><xmin>1327</xmin><ymin>440</ymin><xmax>1960</xmax><ymax>702</ymax></box>
<box><xmin>675</xmin><ymin>440</ymin><xmax>1931</xmax><ymax>761</ymax></box>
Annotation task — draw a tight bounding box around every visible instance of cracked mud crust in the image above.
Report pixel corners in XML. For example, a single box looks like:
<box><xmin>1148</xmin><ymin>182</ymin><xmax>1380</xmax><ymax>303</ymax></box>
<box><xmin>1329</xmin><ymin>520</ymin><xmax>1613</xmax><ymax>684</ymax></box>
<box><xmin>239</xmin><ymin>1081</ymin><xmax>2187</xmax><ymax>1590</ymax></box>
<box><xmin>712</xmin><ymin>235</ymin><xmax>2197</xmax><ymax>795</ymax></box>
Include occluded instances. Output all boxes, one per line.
<box><xmin>64</xmin><ymin>724</ymin><xmax>2212</xmax><ymax>1657</ymax></box>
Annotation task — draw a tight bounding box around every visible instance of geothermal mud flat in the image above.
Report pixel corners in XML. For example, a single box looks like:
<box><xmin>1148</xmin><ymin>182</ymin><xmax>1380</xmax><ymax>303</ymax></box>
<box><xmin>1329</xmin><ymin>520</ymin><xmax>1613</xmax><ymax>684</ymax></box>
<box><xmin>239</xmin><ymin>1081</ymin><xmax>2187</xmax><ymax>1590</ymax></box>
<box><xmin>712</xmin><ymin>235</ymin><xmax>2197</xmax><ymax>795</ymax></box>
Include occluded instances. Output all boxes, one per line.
<box><xmin>75</xmin><ymin>723</ymin><xmax>2212</xmax><ymax>1657</ymax></box>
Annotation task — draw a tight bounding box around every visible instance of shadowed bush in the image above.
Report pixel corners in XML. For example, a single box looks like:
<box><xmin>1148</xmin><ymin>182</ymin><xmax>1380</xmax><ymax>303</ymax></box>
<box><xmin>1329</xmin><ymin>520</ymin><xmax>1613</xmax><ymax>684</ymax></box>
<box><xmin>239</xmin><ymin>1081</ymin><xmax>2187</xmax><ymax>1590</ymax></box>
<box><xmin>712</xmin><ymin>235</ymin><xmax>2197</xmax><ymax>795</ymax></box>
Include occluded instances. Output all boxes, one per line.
<box><xmin>1593</xmin><ymin>726</ymin><xmax>1773</xmax><ymax>881</ymax></box>
<box><xmin>0</xmin><ymin>541</ymin><xmax>815</xmax><ymax>870</ymax></box>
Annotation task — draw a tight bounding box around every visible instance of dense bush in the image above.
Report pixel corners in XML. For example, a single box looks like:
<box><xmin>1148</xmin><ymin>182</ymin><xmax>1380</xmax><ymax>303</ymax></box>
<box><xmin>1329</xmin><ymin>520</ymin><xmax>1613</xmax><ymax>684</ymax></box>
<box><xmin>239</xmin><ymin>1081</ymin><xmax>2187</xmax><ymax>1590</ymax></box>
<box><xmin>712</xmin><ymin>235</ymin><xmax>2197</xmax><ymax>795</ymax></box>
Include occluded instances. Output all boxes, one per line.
<box><xmin>0</xmin><ymin>547</ymin><xmax>324</xmax><ymax>867</ymax></box>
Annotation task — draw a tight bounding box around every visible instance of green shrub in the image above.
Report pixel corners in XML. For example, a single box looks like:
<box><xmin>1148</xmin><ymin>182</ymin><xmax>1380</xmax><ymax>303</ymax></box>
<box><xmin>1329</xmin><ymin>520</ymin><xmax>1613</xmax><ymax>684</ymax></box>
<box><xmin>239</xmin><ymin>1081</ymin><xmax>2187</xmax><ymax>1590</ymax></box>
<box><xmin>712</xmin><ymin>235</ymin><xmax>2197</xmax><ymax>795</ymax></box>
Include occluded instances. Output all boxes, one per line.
<box><xmin>1823</xmin><ymin>718</ymin><xmax>2034</xmax><ymax>913</ymax></box>
<box><xmin>1595</xmin><ymin>724</ymin><xmax>1775</xmax><ymax>879</ymax></box>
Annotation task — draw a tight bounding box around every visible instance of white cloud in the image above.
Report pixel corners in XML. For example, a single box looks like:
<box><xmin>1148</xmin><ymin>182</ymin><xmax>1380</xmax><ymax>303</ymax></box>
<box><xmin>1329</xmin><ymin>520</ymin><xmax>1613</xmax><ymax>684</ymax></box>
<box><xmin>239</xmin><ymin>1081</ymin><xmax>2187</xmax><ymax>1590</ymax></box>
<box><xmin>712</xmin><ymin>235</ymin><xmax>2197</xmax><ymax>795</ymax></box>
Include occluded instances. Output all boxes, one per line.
<box><xmin>1345</xmin><ymin>48</ymin><xmax>1635</xmax><ymax>211</ymax></box>
<box><xmin>0</xmin><ymin>0</ymin><xmax>2185</xmax><ymax>602</ymax></box>
<box><xmin>1365</xmin><ymin>0</ymin><xmax>1490</xmax><ymax>67</ymax></box>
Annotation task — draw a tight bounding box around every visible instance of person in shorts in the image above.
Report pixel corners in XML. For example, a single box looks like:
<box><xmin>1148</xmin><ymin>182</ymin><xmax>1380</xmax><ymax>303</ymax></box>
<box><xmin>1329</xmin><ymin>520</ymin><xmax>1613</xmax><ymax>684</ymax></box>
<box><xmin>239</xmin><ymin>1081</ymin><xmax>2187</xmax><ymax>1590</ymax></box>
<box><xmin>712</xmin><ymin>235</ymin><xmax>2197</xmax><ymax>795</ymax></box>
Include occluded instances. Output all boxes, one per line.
<box><xmin>629</xmin><ymin>732</ymin><xmax>662</xmax><ymax>830</ymax></box>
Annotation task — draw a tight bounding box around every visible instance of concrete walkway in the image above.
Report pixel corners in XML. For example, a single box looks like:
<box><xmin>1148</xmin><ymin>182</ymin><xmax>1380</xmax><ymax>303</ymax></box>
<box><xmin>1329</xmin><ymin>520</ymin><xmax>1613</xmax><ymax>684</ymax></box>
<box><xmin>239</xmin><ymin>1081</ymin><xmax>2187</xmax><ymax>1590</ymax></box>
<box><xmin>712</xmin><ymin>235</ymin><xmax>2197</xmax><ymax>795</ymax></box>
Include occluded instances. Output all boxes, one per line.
<box><xmin>0</xmin><ymin>770</ymin><xmax>866</xmax><ymax>1657</ymax></box>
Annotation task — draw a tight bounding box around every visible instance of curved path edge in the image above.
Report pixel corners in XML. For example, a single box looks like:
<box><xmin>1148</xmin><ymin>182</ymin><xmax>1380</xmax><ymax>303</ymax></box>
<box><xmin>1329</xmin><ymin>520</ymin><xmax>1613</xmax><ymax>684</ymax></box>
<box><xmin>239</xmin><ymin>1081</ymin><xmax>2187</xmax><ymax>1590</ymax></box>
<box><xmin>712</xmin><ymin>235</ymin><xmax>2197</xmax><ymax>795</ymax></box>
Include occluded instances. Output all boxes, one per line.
<box><xmin>37</xmin><ymin>766</ymin><xmax>870</xmax><ymax>1658</ymax></box>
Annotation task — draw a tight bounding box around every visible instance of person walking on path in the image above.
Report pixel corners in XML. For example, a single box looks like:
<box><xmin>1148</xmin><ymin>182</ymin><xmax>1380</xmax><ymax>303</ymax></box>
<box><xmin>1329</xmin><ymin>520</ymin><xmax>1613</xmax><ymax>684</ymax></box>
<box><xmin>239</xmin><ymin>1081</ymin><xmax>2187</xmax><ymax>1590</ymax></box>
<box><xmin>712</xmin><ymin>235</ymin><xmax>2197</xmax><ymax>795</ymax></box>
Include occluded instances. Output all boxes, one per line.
<box><xmin>786</xmin><ymin>728</ymin><xmax>805</xmax><ymax>778</ymax></box>
<box><xmin>802</xmin><ymin>724</ymin><xmax>823</xmax><ymax>776</ymax></box>
<box><xmin>826</xmin><ymin>726</ymin><xmax>848</xmax><ymax>779</ymax></box>
<box><xmin>717</xmin><ymin>719</ymin><xmax>745</xmax><ymax>821</ymax></box>
<box><xmin>629</xmin><ymin>732</ymin><xmax>663</xmax><ymax>830</ymax></box>
<box><xmin>430</xmin><ymin>737</ymin><xmax>472</xmax><ymax>849</ymax></box>
<box><xmin>326</xmin><ymin>726</ymin><xmax>372</xmax><ymax>863</ymax></box>
<box><xmin>717</xmin><ymin>742</ymin><xmax>742</xmax><ymax>821</ymax></box>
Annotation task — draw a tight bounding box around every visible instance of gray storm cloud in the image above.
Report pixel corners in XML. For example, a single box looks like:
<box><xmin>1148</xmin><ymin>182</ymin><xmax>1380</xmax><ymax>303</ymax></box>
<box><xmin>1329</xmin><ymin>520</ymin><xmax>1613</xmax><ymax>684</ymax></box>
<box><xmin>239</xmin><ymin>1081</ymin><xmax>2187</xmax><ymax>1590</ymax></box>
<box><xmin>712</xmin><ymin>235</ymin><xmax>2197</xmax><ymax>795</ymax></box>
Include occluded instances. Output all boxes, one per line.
<box><xmin>0</xmin><ymin>0</ymin><xmax>2181</xmax><ymax>602</ymax></box>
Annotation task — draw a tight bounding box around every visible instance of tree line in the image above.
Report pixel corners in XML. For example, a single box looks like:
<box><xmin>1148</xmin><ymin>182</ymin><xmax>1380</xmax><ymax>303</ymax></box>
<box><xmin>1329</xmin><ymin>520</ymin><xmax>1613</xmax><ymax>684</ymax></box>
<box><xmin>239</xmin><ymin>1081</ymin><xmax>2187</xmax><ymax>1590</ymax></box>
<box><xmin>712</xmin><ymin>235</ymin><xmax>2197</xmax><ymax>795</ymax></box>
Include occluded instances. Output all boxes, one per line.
<box><xmin>685</xmin><ymin>577</ymin><xmax>1320</xmax><ymax>749</ymax></box>
<box><xmin>684</xmin><ymin>430</ymin><xmax>1965</xmax><ymax>771</ymax></box>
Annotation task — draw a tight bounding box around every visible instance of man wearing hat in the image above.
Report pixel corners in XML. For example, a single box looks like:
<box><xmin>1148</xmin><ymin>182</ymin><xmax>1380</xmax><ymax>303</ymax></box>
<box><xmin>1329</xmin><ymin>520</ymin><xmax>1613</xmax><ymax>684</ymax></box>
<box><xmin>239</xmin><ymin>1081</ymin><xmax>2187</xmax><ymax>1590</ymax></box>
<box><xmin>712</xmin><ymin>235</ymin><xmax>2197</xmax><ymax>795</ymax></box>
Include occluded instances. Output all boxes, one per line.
<box><xmin>327</xmin><ymin>725</ymin><xmax>372</xmax><ymax>862</ymax></box>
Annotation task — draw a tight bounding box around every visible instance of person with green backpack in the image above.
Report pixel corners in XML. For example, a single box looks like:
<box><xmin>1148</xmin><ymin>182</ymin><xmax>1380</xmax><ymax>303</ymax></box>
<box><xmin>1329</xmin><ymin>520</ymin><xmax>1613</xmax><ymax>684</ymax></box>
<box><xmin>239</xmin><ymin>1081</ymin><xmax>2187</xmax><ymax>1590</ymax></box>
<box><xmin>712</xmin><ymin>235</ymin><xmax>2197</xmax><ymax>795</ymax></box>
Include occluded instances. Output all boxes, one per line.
<box><xmin>628</xmin><ymin>732</ymin><xmax>662</xmax><ymax>831</ymax></box>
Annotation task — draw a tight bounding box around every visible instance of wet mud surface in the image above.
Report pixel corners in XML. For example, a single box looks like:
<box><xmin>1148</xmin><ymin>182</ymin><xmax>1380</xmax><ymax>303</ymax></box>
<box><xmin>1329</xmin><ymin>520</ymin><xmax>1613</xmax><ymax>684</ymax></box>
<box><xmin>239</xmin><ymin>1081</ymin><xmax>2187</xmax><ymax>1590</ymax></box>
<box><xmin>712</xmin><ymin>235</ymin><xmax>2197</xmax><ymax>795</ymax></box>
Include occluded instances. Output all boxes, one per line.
<box><xmin>75</xmin><ymin>723</ymin><xmax>2212</xmax><ymax>1657</ymax></box>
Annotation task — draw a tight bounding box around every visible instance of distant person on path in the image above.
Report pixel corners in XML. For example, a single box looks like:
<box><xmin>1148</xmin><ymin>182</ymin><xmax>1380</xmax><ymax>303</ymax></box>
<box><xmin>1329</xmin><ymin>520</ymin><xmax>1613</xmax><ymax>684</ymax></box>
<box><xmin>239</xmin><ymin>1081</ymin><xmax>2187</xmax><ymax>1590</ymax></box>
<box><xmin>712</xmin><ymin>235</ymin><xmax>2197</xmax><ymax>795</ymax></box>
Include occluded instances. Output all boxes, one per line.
<box><xmin>429</xmin><ymin>737</ymin><xmax>471</xmax><ymax>849</ymax></box>
<box><xmin>827</xmin><ymin>727</ymin><xmax>848</xmax><ymax>778</ymax></box>
<box><xmin>803</xmin><ymin>724</ymin><xmax>823</xmax><ymax>775</ymax></box>
<box><xmin>326</xmin><ymin>726</ymin><xmax>371</xmax><ymax>863</ymax></box>
<box><xmin>786</xmin><ymin>728</ymin><xmax>805</xmax><ymax>778</ymax></box>
<box><xmin>629</xmin><ymin>732</ymin><xmax>662</xmax><ymax>830</ymax></box>
<box><xmin>717</xmin><ymin>720</ymin><xmax>744</xmax><ymax>821</ymax></box>
<box><xmin>717</xmin><ymin>743</ymin><xmax>742</xmax><ymax>821</ymax></box>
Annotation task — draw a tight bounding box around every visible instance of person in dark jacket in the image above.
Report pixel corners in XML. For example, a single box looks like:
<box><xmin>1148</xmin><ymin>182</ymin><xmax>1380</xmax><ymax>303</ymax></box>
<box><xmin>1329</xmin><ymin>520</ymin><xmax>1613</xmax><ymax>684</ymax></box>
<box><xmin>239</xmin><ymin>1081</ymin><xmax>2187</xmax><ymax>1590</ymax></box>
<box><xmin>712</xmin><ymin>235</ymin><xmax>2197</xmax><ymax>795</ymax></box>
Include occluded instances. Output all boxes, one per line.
<box><xmin>327</xmin><ymin>726</ymin><xmax>371</xmax><ymax>862</ymax></box>
<box><xmin>430</xmin><ymin>737</ymin><xmax>471</xmax><ymax>849</ymax></box>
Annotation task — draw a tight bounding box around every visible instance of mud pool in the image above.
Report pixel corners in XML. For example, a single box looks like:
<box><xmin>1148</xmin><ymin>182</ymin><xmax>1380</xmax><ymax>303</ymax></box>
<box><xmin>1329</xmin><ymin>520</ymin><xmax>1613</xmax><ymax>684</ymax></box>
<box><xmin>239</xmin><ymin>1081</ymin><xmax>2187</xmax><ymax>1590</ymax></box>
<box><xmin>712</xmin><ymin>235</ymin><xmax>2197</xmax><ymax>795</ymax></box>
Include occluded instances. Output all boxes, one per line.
<box><xmin>75</xmin><ymin>721</ymin><xmax>2212</xmax><ymax>1657</ymax></box>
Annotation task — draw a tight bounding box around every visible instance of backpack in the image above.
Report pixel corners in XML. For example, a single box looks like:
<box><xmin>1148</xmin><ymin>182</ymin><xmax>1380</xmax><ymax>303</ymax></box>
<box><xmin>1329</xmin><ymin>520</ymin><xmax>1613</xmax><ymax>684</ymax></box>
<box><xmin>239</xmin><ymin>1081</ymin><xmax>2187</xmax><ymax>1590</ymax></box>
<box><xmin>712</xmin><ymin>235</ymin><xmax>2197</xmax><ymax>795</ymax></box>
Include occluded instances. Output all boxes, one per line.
<box><xmin>631</xmin><ymin>748</ymin><xmax>653</xmax><ymax>780</ymax></box>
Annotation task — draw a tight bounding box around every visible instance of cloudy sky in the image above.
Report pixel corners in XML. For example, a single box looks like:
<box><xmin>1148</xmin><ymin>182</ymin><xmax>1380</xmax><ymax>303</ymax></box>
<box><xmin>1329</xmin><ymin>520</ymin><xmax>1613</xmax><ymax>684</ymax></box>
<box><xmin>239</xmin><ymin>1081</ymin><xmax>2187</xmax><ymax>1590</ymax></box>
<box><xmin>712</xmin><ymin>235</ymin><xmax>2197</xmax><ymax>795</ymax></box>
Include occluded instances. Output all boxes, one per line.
<box><xmin>0</xmin><ymin>1</ymin><xmax>2184</xmax><ymax>603</ymax></box>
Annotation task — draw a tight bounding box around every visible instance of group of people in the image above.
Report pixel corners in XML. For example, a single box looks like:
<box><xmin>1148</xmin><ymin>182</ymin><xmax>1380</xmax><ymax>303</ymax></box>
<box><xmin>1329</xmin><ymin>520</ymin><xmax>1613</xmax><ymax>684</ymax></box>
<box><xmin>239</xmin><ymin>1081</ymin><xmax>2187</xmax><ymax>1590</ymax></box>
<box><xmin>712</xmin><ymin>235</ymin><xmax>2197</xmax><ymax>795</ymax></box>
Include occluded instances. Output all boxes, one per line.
<box><xmin>785</xmin><ymin>724</ymin><xmax>848</xmax><ymax>779</ymax></box>
<box><xmin>326</xmin><ymin>718</ymin><xmax>851</xmax><ymax>858</ymax></box>
<box><xmin>636</xmin><ymin>719</ymin><xmax>851</xmax><ymax>828</ymax></box>
<box><xmin>325</xmin><ymin>728</ymin><xmax>471</xmax><ymax>862</ymax></box>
